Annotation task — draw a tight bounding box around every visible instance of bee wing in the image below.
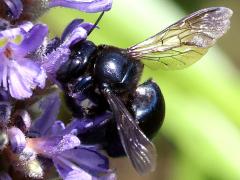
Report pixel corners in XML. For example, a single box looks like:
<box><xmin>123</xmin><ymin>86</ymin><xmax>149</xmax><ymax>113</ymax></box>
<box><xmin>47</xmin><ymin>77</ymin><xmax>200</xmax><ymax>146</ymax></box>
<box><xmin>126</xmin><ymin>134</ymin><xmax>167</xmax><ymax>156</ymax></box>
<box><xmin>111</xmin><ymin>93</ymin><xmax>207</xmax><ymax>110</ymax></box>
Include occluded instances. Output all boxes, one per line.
<box><xmin>127</xmin><ymin>7</ymin><xmax>232</xmax><ymax>70</ymax></box>
<box><xmin>103</xmin><ymin>89</ymin><xmax>157</xmax><ymax>175</ymax></box>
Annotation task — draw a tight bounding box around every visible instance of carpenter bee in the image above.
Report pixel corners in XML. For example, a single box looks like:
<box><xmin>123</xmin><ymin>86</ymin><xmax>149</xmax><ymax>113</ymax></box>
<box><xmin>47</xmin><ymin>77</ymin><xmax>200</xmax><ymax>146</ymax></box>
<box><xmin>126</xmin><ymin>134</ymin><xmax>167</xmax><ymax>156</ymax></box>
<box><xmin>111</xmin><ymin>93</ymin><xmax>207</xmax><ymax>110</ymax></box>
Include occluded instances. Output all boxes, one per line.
<box><xmin>56</xmin><ymin>7</ymin><xmax>232</xmax><ymax>175</ymax></box>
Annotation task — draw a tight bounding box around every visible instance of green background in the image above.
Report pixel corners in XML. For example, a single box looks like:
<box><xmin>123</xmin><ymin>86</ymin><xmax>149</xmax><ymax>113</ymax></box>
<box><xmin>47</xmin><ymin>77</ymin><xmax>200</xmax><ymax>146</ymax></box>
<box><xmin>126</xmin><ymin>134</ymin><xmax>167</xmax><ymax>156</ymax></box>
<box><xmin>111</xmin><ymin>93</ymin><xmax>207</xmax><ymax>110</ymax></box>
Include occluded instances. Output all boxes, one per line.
<box><xmin>41</xmin><ymin>0</ymin><xmax>240</xmax><ymax>179</ymax></box>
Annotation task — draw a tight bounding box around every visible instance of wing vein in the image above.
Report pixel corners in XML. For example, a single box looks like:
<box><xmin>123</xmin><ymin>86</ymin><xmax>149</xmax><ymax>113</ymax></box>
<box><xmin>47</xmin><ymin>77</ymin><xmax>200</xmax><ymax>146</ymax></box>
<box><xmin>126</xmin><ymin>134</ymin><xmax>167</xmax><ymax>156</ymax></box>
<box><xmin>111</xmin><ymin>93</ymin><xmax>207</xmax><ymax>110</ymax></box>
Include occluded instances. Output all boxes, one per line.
<box><xmin>127</xmin><ymin>7</ymin><xmax>232</xmax><ymax>70</ymax></box>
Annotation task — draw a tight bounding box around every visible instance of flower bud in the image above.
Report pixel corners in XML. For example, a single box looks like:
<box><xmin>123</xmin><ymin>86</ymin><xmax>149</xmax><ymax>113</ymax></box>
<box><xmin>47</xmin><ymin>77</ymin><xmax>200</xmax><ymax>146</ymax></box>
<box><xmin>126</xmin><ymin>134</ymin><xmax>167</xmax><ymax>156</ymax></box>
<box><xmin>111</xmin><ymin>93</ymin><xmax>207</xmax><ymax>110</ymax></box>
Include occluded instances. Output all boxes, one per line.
<box><xmin>7</xmin><ymin>127</ymin><xmax>26</xmax><ymax>154</ymax></box>
<box><xmin>13</xmin><ymin>110</ymin><xmax>31</xmax><ymax>133</ymax></box>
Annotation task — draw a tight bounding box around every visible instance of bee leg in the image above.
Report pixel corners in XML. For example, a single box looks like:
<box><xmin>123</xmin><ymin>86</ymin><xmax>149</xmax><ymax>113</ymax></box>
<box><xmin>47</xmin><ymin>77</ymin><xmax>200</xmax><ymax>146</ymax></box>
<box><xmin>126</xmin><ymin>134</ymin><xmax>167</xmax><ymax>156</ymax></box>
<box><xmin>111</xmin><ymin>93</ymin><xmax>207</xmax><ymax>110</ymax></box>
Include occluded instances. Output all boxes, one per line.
<box><xmin>64</xmin><ymin>75</ymin><xmax>111</xmax><ymax>144</ymax></box>
<box><xmin>105</xmin><ymin>79</ymin><xmax>165</xmax><ymax>157</ymax></box>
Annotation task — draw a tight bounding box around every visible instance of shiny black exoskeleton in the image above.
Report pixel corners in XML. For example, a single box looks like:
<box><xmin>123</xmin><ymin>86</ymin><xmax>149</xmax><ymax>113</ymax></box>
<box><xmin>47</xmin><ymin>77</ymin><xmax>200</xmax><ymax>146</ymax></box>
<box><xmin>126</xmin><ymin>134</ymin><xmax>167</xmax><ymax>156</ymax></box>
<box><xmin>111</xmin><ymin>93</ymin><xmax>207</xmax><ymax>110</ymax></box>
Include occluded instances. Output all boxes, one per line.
<box><xmin>56</xmin><ymin>40</ymin><xmax>165</xmax><ymax>156</ymax></box>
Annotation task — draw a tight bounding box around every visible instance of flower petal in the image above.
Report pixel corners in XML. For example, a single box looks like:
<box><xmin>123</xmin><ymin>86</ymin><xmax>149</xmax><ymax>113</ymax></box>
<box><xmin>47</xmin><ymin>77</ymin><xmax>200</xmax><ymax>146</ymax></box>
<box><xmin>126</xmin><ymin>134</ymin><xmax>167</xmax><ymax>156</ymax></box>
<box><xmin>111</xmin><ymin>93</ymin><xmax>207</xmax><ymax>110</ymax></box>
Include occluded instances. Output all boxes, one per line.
<box><xmin>3</xmin><ymin>0</ymin><xmax>23</xmax><ymax>19</ymax></box>
<box><xmin>53</xmin><ymin>147</ymin><xmax>113</xmax><ymax>179</ymax></box>
<box><xmin>29</xmin><ymin>93</ymin><xmax>60</xmax><ymax>136</ymax></box>
<box><xmin>27</xmin><ymin>134</ymin><xmax>81</xmax><ymax>157</ymax></box>
<box><xmin>33</xmin><ymin>67</ymin><xmax>46</xmax><ymax>89</ymax></box>
<box><xmin>41</xmin><ymin>47</ymin><xmax>70</xmax><ymax>79</ymax></box>
<box><xmin>8</xmin><ymin>63</ymin><xmax>34</xmax><ymax>99</ymax></box>
<box><xmin>61</xmin><ymin>26</ymin><xmax>87</xmax><ymax>47</ymax></box>
<box><xmin>59</xmin><ymin>147</ymin><xmax>109</xmax><ymax>173</ymax></box>
<box><xmin>65</xmin><ymin>169</ymin><xmax>93</xmax><ymax>180</ymax></box>
<box><xmin>14</xmin><ymin>110</ymin><xmax>31</xmax><ymax>133</ymax></box>
<box><xmin>18</xmin><ymin>21</ymin><xmax>34</xmax><ymax>33</ymax></box>
<box><xmin>64</xmin><ymin>112</ymin><xmax>112</xmax><ymax>135</ymax></box>
<box><xmin>0</xmin><ymin>88</ymin><xmax>10</xmax><ymax>101</ymax></box>
<box><xmin>11</xmin><ymin>24</ymin><xmax>48</xmax><ymax>57</ymax></box>
<box><xmin>95</xmin><ymin>172</ymin><xmax>117</xmax><ymax>180</ymax></box>
<box><xmin>0</xmin><ymin>21</ymin><xmax>33</xmax><ymax>40</ymax></box>
<box><xmin>61</xmin><ymin>19</ymin><xmax>84</xmax><ymax>41</ymax></box>
<box><xmin>8</xmin><ymin>59</ymin><xmax>46</xmax><ymax>99</ymax></box>
<box><xmin>49</xmin><ymin>0</ymin><xmax>113</xmax><ymax>13</ymax></box>
<box><xmin>18</xmin><ymin>58</ymin><xmax>46</xmax><ymax>88</ymax></box>
<box><xmin>61</xmin><ymin>19</ymin><xmax>94</xmax><ymax>47</ymax></box>
<box><xmin>41</xmin><ymin>20</ymin><xmax>94</xmax><ymax>80</ymax></box>
<box><xmin>46</xmin><ymin>120</ymin><xmax>66</xmax><ymax>136</ymax></box>
<box><xmin>7</xmin><ymin>127</ymin><xmax>26</xmax><ymax>154</ymax></box>
<box><xmin>0</xmin><ymin>57</ymin><xmax>8</xmax><ymax>91</ymax></box>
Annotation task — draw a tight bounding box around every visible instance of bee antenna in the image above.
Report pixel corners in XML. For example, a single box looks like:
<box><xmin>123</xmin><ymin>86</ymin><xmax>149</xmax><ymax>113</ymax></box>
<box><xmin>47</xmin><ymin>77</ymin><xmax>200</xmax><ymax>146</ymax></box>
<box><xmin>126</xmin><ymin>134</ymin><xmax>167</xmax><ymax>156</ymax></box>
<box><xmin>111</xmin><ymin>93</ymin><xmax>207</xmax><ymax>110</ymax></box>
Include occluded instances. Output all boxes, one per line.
<box><xmin>87</xmin><ymin>11</ymin><xmax>105</xmax><ymax>36</ymax></box>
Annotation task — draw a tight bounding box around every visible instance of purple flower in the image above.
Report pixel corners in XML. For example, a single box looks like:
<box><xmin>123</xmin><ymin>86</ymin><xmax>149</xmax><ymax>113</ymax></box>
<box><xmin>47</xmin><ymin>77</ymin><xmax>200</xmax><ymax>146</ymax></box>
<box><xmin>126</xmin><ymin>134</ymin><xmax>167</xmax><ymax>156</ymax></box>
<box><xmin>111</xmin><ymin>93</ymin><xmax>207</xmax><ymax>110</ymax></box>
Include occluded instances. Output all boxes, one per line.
<box><xmin>40</xmin><ymin>19</ymin><xmax>94</xmax><ymax>80</ymax></box>
<box><xmin>53</xmin><ymin>148</ymin><xmax>116</xmax><ymax>180</ymax></box>
<box><xmin>30</xmin><ymin>93</ymin><xmax>115</xmax><ymax>179</ymax></box>
<box><xmin>13</xmin><ymin>110</ymin><xmax>31</xmax><ymax>133</ymax></box>
<box><xmin>5</xmin><ymin>93</ymin><xmax>115</xmax><ymax>179</ymax></box>
<box><xmin>0</xmin><ymin>21</ymin><xmax>47</xmax><ymax>99</ymax></box>
<box><xmin>1</xmin><ymin>0</ymin><xmax>112</xmax><ymax>23</ymax></box>
<box><xmin>49</xmin><ymin>0</ymin><xmax>113</xmax><ymax>13</ymax></box>
<box><xmin>3</xmin><ymin>0</ymin><xmax>23</xmax><ymax>20</ymax></box>
<box><xmin>7</xmin><ymin>126</ymin><xmax>26</xmax><ymax>153</ymax></box>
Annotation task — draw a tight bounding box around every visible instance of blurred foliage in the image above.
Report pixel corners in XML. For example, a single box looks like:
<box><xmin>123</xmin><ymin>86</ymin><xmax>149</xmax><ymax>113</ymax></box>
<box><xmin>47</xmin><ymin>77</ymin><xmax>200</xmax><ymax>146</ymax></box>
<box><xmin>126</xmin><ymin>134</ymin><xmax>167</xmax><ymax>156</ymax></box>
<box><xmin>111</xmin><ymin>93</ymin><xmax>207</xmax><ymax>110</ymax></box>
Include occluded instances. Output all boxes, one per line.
<box><xmin>41</xmin><ymin>0</ymin><xmax>240</xmax><ymax>180</ymax></box>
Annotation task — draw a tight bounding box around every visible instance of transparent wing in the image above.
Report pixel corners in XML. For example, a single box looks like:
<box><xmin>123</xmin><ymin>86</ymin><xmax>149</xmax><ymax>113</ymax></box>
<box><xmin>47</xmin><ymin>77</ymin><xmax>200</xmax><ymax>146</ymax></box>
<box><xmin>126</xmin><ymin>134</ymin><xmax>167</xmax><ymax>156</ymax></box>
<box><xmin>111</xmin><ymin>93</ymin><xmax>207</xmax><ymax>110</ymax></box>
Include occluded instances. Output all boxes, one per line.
<box><xmin>103</xmin><ymin>89</ymin><xmax>157</xmax><ymax>175</ymax></box>
<box><xmin>128</xmin><ymin>7</ymin><xmax>232</xmax><ymax>70</ymax></box>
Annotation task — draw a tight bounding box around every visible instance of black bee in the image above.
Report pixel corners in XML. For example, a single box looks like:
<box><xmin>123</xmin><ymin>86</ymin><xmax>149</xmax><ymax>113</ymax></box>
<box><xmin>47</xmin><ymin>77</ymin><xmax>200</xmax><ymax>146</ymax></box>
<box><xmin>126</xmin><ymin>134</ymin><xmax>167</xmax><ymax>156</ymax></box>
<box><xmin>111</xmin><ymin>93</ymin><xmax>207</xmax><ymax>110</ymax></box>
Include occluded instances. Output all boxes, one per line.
<box><xmin>56</xmin><ymin>7</ymin><xmax>232</xmax><ymax>175</ymax></box>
